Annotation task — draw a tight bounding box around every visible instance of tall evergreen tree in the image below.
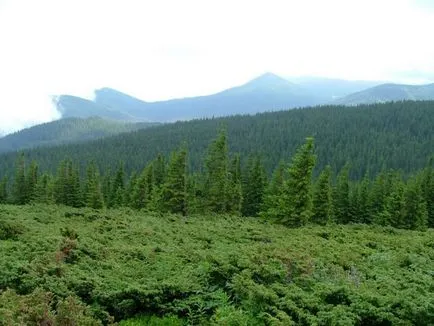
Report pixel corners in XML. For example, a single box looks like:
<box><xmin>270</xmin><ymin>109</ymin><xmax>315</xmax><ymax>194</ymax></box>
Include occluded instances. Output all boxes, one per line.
<box><xmin>160</xmin><ymin>146</ymin><xmax>188</xmax><ymax>215</ymax></box>
<box><xmin>227</xmin><ymin>154</ymin><xmax>243</xmax><ymax>215</ymax></box>
<box><xmin>333</xmin><ymin>164</ymin><xmax>351</xmax><ymax>224</ymax></box>
<box><xmin>278</xmin><ymin>137</ymin><xmax>316</xmax><ymax>227</ymax></box>
<box><xmin>403</xmin><ymin>176</ymin><xmax>428</xmax><ymax>230</ymax></box>
<box><xmin>260</xmin><ymin>160</ymin><xmax>285</xmax><ymax>218</ymax></box>
<box><xmin>85</xmin><ymin>161</ymin><xmax>104</xmax><ymax>209</ymax></box>
<box><xmin>312</xmin><ymin>165</ymin><xmax>332</xmax><ymax>225</ymax></box>
<box><xmin>12</xmin><ymin>153</ymin><xmax>27</xmax><ymax>205</ymax></box>
<box><xmin>204</xmin><ymin>128</ymin><xmax>230</xmax><ymax>214</ymax></box>
<box><xmin>0</xmin><ymin>176</ymin><xmax>7</xmax><ymax>204</ymax></box>
<box><xmin>26</xmin><ymin>161</ymin><xmax>39</xmax><ymax>202</ymax></box>
<box><xmin>108</xmin><ymin>163</ymin><xmax>125</xmax><ymax>208</ymax></box>
<box><xmin>131</xmin><ymin>163</ymin><xmax>154</xmax><ymax>210</ymax></box>
<box><xmin>381</xmin><ymin>177</ymin><xmax>405</xmax><ymax>228</ymax></box>
<box><xmin>242</xmin><ymin>156</ymin><xmax>267</xmax><ymax>217</ymax></box>
<box><xmin>421</xmin><ymin>157</ymin><xmax>434</xmax><ymax>228</ymax></box>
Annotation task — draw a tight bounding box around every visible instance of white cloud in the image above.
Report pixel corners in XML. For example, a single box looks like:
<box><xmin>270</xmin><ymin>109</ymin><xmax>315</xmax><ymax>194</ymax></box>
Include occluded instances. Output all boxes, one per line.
<box><xmin>0</xmin><ymin>0</ymin><xmax>433</xmax><ymax>134</ymax></box>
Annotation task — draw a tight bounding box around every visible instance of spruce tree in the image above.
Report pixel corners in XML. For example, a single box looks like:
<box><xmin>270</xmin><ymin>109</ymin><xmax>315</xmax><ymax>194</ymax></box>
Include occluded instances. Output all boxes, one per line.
<box><xmin>85</xmin><ymin>161</ymin><xmax>104</xmax><ymax>209</ymax></box>
<box><xmin>109</xmin><ymin>163</ymin><xmax>125</xmax><ymax>208</ymax></box>
<box><xmin>131</xmin><ymin>163</ymin><xmax>154</xmax><ymax>210</ymax></box>
<box><xmin>12</xmin><ymin>153</ymin><xmax>27</xmax><ymax>205</ymax></box>
<box><xmin>204</xmin><ymin>128</ymin><xmax>230</xmax><ymax>214</ymax></box>
<box><xmin>279</xmin><ymin>137</ymin><xmax>316</xmax><ymax>227</ymax></box>
<box><xmin>333</xmin><ymin>164</ymin><xmax>350</xmax><ymax>224</ymax></box>
<box><xmin>160</xmin><ymin>146</ymin><xmax>188</xmax><ymax>215</ymax></box>
<box><xmin>0</xmin><ymin>176</ymin><xmax>8</xmax><ymax>204</ymax></box>
<box><xmin>312</xmin><ymin>165</ymin><xmax>332</xmax><ymax>225</ymax></box>
<box><xmin>26</xmin><ymin>161</ymin><xmax>39</xmax><ymax>202</ymax></box>
<box><xmin>381</xmin><ymin>177</ymin><xmax>405</xmax><ymax>228</ymax></box>
<box><xmin>242</xmin><ymin>156</ymin><xmax>267</xmax><ymax>217</ymax></box>
<box><xmin>421</xmin><ymin>157</ymin><xmax>434</xmax><ymax>228</ymax></box>
<box><xmin>260</xmin><ymin>160</ymin><xmax>285</xmax><ymax>218</ymax></box>
<box><xmin>403</xmin><ymin>176</ymin><xmax>428</xmax><ymax>230</ymax></box>
<box><xmin>227</xmin><ymin>154</ymin><xmax>243</xmax><ymax>215</ymax></box>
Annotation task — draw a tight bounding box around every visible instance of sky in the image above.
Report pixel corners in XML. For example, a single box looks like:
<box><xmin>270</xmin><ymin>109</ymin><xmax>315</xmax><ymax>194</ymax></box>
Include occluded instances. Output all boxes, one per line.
<box><xmin>1</xmin><ymin>0</ymin><xmax>434</xmax><ymax>135</ymax></box>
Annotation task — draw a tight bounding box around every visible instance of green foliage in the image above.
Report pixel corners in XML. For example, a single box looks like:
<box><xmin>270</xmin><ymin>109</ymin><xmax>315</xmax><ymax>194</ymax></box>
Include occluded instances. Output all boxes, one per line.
<box><xmin>0</xmin><ymin>204</ymin><xmax>433</xmax><ymax>324</ymax></box>
<box><xmin>278</xmin><ymin>137</ymin><xmax>316</xmax><ymax>227</ymax></box>
<box><xmin>160</xmin><ymin>146</ymin><xmax>188</xmax><ymax>215</ymax></box>
<box><xmin>204</xmin><ymin>128</ymin><xmax>230</xmax><ymax>214</ymax></box>
<box><xmin>334</xmin><ymin>164</ymin><xmax>351</xmax><ymax>224</ymax></box>
<box><xmin>0</xmin><ymin>176</ymin><xmax>7</xmax><ymax>204</ymax></box>
<box><xmin>312</xmin><ymin>165</ymin><xmax>332</xmax><ymax>225</ymax></box>
<box><xmin>0</xmin><ymin>288</ymin><xmax>102</xmax><ymax>325</ymax></box>
<box><xmin>241</xmin><ymin>156</ymin><xmax>267</xmax><ymax>217</ymax></box>
<box><xmin>1</xmin><ymin>101</ymin><xmax>433</xmax><ymax>180</ymax></box>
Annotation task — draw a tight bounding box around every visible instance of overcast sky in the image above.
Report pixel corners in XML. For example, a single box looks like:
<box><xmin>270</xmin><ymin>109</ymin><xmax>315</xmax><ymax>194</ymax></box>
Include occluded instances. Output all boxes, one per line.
<box><xmin>1</xmin><ymin>0</ymin><xmax>434</xmax><ymax>134</ymax></box>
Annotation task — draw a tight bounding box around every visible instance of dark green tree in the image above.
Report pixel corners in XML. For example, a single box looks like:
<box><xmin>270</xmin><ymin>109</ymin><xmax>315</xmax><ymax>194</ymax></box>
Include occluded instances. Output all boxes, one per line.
<box><xmin>26</xmin><ymin>161</ymin><xmax>39</xmax><ymax>202</ymax></box>
<box><xmin>0</xmin><ymin>176</ymin><xmax>8</xmax><ymax>204</ymax></box>
<box><xmin>278</xmin><ymin>137</ymin><xmax>316</xmax><ymax>227</ymax></box>
<box><xmin>204</xmin><ymin>128</ymin><xmax>230</xmax><ymax>214</ymax></box>
<box><xmin>227</xmin><ymin>154</ymin><xmax>243</xmax><ymax>215</ymax></box>
<box><xmin>12</xmin><ymin>153</ymin><xmax>27</xmax><ymax>205</ymax></box>
<box><xmin>260</xmin><ymin>161</ymin><xmax>285</xmax><ymax>218</ymax></box>
<box><xmin>312</xmin><ymin>165</ymin><xmax>332</xmax><ymax>225</ymax></box>
<box><xmin>160</xmin><ymin>146</ymin><xmax>188</xmax><ymax>215</ymax></box>
<box><xmin>85</xmin><ymin>161</ymin><xmax>104</xmax><ymax>209</ymax></box>
<box><xmin>403</xmin><ymin>176</ymin><xmax>428</xmax><ymax>230</ymax></box>
<box><xmin>421</xmin><ymin>157</ymin><xmax>434</xmax><ymax>228</ymax></box>
<box><xmin>242</xmin><ymin>156</ymin><xmax>267</xmax><ymax>217</ymax></box>
<box><xmin>333</xmin><ymin>164</ymin><xmax>351</xmax><ymax>224</ymax></box>
<box><xmin>108</xmin><ymin>163</ymin><xmax>125</xmax><ymax>208</ymax></box>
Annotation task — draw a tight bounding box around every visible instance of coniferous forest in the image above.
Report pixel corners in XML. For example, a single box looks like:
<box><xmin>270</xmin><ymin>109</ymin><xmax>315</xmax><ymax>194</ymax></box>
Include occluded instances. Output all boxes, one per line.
<box><xmin>0</xmin><ymin>101</ymin><xmax>433</xmax><ymax>325</ymax></box>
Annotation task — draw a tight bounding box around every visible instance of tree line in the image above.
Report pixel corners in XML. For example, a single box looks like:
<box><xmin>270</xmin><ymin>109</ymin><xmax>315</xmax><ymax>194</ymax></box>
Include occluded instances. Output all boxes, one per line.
<box><xmin>1</xmin><ymin>129</ymin><xmax>432</xmax><ymax>231</ymax></box>
<box><xmin>0</xmin><ymin>101</ymin><xmax>433</xmax><ymax>180</ymax></box>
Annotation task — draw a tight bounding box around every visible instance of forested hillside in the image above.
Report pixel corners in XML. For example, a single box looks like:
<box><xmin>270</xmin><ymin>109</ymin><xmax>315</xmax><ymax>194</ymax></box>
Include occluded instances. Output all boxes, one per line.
<box><xmin>0</xmin><ymin>101</ymin><xmax>432</xmax><ymax>179</ymax></box>
<box><xmin>0</xmin><ymin>117</ymin><xmax>158</xmax><ymax>153</ymax></box>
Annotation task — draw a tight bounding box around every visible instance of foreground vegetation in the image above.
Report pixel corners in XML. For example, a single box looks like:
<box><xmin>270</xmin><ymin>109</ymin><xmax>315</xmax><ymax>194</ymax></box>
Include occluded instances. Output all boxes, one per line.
<box><xmin>1</xmin><ymin>204</ymin><xmax>433</xmax><ymax>325</ymax></box>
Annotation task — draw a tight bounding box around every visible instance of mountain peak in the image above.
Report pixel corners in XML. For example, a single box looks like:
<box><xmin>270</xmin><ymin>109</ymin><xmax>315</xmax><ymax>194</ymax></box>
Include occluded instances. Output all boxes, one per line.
<box><xmin>247</xmin><ymin>72</ymin><xmax>290</xmax><ymax>86</ymax></box>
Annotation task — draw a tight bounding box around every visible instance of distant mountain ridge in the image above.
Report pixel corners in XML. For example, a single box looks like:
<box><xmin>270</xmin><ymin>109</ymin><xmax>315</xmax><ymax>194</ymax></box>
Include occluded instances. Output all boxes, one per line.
<box><xmin>54</xmin><ymin>73</ymin><xmax>434</xmax><ymax>124</ymax></box>
<box><xmin>334</xmin><ymin>83</ymin><xmax>434</xmax><ymax>105</ymax></box>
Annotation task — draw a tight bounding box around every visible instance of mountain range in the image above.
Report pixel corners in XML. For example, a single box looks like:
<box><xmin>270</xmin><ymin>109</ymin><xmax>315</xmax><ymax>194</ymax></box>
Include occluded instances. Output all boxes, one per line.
<box><xmin>1</xmin><ymin>73</ymin><xmax>433</xmax><ymax>154</ymax></box>
<box><xmin>334</xmin><ymin>83</ymin><xmax>434</xmax><ymax>105</ymax></box>
<box><xmin>55</xmin><ymin>73</ymin><xmax>434</xmax><ymax>123</ymax></box>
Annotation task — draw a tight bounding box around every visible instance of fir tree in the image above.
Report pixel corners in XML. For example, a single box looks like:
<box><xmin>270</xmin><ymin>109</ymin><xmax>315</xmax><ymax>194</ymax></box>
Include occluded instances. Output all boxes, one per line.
<box><xmin>260</xmin><ymin>160</ymin><xmax>285</xmax><ymax>219</ymax></box>
<box><xmin>227</xmin><ymin>154</ymin><xmax>243</xmax><ymax>215</ymax></box>
<box><xmin>85</xmin><ymin>161</ymin><xmax>104</xmax><ymax>209</ymax></box>
<box><xmin>403</xmin><ymin>176</ymin><xmax>428</xmax><ymax>230</ymax></box>
<box><xmin>204</xmin><ymin>128</ymin><xmax>230</xmax><ymax>214</ymax></box>
<box><xmin>333</xmin><ymin>164</ymin><xmax>350</xmax><ymax>224</ymax></box>
<box><xmin>109</xmin><ymin>163</ymin><xmax>125</xmax><ymax>208</ymax></box>
<box><xmin>160</xmin><ymin>146</ymin><xmax>188</xmax><ymax>215</ymax></box>
<box><xmin>242</xmin><ymin>156</ymin><xmax>267</xmax><ymax>217</ymax></box>
<box><xmin>312</xmin><ymin>165</ymin><xmax>332</xmax><ymax>225</ymax></box>
<box><xmin>12</xmin><ymin>153</ymin><xmax>28</xmax><ymax>205</ymax></box>
<box><xmin>26</xmin><ymin>161</ymin><xmax>39</xmax><ymax>202</ymax></box>
<box><xmin>279</xmin><ymin>137</ymin><xmax>316</xmax><ymax>227</ymax></box>
<box><xmin>0</xmin><ymin>176</ymin><xmax>8</xmax><ymax>204</ymax></box>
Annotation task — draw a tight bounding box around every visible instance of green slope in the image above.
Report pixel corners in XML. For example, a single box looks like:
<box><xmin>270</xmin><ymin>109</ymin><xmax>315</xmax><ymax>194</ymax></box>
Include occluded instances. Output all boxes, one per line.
<box><xmin>0</xmin><ymin>204</ymin><xmax>432</xmax><ymax>324</ymax></box>
<box><xmin>0</xmin><ymin>117</ymin><xmax>158</xmax><ymax>153</ymax></box>
<box><xmin>0</xmin><ymin>101</ymin><xmax>432</xmax><ymax>179</ymax></box>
